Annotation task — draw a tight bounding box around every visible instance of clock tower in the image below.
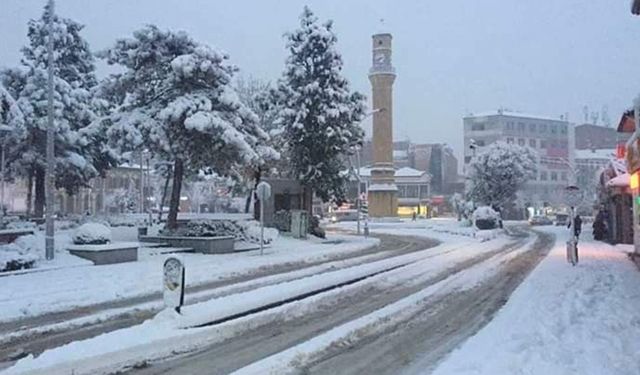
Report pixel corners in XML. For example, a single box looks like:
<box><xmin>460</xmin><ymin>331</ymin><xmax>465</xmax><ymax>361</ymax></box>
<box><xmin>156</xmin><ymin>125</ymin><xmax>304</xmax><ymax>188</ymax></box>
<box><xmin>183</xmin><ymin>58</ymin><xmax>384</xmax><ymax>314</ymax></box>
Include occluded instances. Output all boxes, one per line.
<box><xmin>368</xmin><ymin>33</ymin><xmax>397</xmax><ymax>217</ymax></box>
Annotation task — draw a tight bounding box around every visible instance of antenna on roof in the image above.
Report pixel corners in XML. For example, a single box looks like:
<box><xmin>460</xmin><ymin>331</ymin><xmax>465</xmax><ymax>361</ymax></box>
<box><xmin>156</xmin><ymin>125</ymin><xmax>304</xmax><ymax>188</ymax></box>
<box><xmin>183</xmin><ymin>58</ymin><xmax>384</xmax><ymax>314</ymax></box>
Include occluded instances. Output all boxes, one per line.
<box><xmin>583</xmin><ymin>105</ymin><xmax>589</xmax><ymax>123</ymax></box>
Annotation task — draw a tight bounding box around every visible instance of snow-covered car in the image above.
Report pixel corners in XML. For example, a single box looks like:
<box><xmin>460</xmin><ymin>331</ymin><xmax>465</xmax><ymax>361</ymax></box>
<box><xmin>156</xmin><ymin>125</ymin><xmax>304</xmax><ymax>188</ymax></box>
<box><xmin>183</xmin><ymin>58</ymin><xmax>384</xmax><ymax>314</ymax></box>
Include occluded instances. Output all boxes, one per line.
<box><xmin>528</xmin><ymin>215</ymin><xmax>552</xmax><ymax>226</ymax></box>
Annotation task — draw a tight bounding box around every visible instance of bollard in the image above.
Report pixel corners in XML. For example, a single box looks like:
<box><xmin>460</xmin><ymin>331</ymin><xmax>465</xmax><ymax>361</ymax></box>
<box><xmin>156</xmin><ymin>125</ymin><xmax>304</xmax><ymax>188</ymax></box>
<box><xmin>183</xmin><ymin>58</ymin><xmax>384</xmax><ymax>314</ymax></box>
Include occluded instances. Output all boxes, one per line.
<box><xmin>163</xmin><ymin>256</ymin><xmax>185</xmax><ymax>313</ymax></box>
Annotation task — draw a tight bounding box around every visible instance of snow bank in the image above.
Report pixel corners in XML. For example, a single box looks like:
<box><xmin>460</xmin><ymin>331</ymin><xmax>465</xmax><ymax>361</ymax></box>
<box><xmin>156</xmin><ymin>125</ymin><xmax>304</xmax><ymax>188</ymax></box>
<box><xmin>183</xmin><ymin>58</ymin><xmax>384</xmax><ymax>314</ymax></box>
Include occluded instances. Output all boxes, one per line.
<box><xmin>72</xmin><ymin>223</ymin><xmax>112</xmax><ymax>245</ymax></box>
<box><xmin>431</xmin><ymin>226</ymin><xmax>640</xmax><ymax>375</ymax></box>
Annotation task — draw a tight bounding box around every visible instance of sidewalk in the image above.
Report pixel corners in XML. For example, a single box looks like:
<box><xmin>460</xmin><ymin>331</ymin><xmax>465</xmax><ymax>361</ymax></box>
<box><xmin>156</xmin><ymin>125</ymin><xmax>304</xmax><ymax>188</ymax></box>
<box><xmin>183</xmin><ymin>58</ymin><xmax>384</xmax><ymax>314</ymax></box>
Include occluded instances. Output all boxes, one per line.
<box><xmin>429</xmin><ymin>225</ymin><xmax>640</xmax><ymax>375</ymax></box>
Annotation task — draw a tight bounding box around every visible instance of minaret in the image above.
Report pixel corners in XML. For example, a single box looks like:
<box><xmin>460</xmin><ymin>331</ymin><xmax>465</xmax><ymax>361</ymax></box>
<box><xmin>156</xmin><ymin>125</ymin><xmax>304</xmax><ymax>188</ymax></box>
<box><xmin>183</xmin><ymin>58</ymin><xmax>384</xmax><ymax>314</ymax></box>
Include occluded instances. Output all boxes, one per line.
<box><xmin>368</xmin><ymin>33</ymin><xmax>397</xmax><ymax>217</ymax></box>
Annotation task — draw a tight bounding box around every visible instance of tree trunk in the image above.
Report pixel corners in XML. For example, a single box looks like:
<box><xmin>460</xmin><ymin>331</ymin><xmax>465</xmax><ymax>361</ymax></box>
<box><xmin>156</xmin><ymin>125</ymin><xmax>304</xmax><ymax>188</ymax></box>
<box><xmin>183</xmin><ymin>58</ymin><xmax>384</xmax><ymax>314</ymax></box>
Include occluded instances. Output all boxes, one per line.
<box><xmin>34</xmin><ymin>167</ymin><xmax>45</xmax><ymax>218</ymax></box>
<box><xmin>158</xmin><ymin>166</ymin><xmax>172</xmax><ymax>223</ymax></box>
<box><xmin>167</xmin><ymin>159</ymin><xmax>183</xmax><ymax>231</ymax></box>
<box><xmin>26</xmin><ymin>170</ymin><xmax>34</xmax><ymax>217</ymax></box>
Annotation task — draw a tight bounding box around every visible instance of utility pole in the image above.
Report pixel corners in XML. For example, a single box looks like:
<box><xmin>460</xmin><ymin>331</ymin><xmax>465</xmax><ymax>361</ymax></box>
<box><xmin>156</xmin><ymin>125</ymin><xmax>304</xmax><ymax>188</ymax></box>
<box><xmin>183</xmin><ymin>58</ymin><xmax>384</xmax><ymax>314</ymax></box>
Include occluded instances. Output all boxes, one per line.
<box><xmin>45</xmin><ymin>0</ymin><xmax>56</xmax><ymax>260</ymax></box>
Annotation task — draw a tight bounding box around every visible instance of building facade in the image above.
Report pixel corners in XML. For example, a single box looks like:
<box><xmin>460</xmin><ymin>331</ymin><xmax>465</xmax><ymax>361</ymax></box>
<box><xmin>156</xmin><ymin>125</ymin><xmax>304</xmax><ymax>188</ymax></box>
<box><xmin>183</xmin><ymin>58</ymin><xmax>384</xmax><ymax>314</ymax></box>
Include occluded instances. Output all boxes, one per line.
<box><xmin>357</xmin><ymin>166</ymin><xmax>430</xmax><ymax>217</ymax></box>
<box><xmin>574</xmin><ymin>123</ymin><xmax>617</xmax><ymax>150</ymax></box>
<box><xmin>463</xmin><ymin>110</ymin><xmax>573</xmax><ymax>209</ymax></box>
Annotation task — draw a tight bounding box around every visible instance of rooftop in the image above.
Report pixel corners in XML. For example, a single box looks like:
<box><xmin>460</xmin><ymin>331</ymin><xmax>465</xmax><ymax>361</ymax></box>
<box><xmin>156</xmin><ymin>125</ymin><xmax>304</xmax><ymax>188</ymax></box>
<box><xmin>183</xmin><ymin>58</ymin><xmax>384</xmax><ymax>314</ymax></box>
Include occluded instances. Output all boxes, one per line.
<box><xmin>575</xmin><ymin>149</ymin><xmax>616</xmax><ymax>160</ymax></box>
<box><xmin>465</xmin><ymin>110</ymin><xmax>567</xmax><ymax>122</ymax></box>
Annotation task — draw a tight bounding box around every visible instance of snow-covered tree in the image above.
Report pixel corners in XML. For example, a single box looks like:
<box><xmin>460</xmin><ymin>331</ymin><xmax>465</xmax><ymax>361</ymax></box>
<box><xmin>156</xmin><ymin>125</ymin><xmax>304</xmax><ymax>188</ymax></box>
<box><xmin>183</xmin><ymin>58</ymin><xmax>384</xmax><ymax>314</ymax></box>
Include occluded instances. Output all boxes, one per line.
<box><xmin>275</xmin><ymin>7</ymin><xmax>366</xmax><ymax>206</ymax></box>
<box><xmin>0</xmin><ymin>84</ymin><xmax>25</xmax><ymax>209</ymax></box>
<box><xmin>466</xmin><ymin>141</ymin><xmax>537</xmax><ymax>209</ymax></box>
<box><xmin>235</xmin><ymin>76</ymin><xmax>283</xmax><ymax>214</ymax></box>
<box><xmin>99</xmin><ymin>25</ymin><xmax>275</xmax><ymax>229</ymax></box>
<box><xmin>3</xmin><ymin>4</ymin><xmax>117</xmax><ymax>217</ymax></box>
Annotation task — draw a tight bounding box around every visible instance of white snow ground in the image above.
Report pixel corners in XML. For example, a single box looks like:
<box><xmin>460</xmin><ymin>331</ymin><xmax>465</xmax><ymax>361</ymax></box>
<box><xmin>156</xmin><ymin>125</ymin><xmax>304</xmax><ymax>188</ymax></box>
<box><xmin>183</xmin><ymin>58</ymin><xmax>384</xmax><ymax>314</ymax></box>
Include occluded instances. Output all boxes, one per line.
<box><xmin>426</xmin><ymin>225</ymin><xmax>640</xmax><ymax>375</ymax></box>
<box><xmin>0</xmin><ymin>232</ymin><xmax>378</xmax><ymax>322</ymax></box>
<box><xmin>2</xmin><ymin>221</ymin><xmax>512</xmax><ymax>375</ymax></box>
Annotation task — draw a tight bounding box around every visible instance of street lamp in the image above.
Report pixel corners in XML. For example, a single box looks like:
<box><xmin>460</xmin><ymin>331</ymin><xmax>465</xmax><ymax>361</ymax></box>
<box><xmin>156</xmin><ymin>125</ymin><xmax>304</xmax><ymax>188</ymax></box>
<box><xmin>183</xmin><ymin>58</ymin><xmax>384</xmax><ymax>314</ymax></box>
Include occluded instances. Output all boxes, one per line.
<box><xmin>0</xmin><ymin>125</ymin><xmax>12</xmax><ymax>217</ymax></box>
<box><xmin>44</xmin><ymin>0</ymin><xmax>56</xmax><ymax>260</ymax></box>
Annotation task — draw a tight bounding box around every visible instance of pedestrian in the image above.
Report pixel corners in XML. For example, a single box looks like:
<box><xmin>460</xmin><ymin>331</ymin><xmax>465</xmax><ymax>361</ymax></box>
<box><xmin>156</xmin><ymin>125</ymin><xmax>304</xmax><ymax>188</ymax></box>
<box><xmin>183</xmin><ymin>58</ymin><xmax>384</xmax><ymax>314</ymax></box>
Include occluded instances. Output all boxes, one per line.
<box><xmin>568</xmin><ymin>214</ymin><xmax>582</xmax><ymax>240</ymax></box>
<box><xmin>412</xmin><ymin>211</ymin><xmax>417</xmax><ymax>221</ymax></box>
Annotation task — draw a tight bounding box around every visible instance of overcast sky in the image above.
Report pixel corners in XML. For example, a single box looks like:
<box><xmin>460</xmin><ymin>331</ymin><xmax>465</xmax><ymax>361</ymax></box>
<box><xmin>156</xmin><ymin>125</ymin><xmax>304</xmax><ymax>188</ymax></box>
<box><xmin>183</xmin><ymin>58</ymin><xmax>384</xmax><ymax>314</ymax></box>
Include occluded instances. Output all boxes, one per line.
<box><xmin>2</xmin><ymin>0</ymin><xmax>640</xmax><ymax>161</ymax></box>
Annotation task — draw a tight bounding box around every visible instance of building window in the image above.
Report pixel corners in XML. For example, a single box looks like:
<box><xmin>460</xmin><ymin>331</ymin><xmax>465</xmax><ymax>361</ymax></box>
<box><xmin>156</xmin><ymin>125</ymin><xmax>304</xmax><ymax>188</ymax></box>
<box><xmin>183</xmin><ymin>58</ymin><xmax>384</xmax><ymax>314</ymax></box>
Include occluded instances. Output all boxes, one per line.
<box><xmin>540</xmin><ymin>140</ymin><xmax>547</xmax><ymax>148</ymax></box>
<box><xmin>560</xmin><ymin>125</ymin><xmax>567</xmax><ymax>134</ymax></box>
<box><xmin>561</xmin><ymin>172</ymin><xmax>568</xmax><ymax>181</ymax></box>
<box><xmin>518</xmin><ymin>139</ymin><xmax>525</xmax><ymax>146</ymax></box>
<box><xmin>506</xmin><ymin>122</ymin><xmax>514</xmax><ymax>130</ymax></box>
<box><xmin>551</xmin><ymin>125</ymin><xmax>558</xmax><ymax>134</ymax></box>
<box><xmin>517</xmin><ymin>122</ymin><xmax>525</xmax><ymax>132</ymax></box>
<box><xmin>476</xmin><ymin>140</ymin><xmax>485</xmax><ymax>146</ymax></box>
<box><xmin>551</xmin><ymin>172</ymin><xmax>558</xmax><ymax>181</ymax></box>
<box><xmin>528</xmin><ymin>123</ymin><xmax>536</xmax><ymax>132</ymax></box>
<box><xmin>529</xmin><ymin>139</ymin><xmax>536</xmax><ymax>148</ymax></box>
<box><xmin>464</xmin><ymin>156</ymin><xmax>472</xmax><ymax>163</ymax></box>
<box><xmin>472</xmin><ymin>123</ymin><xmax>485</xmax><ymax>131</ymax></box>
<box><xmin>506</xmin><ymin>138</ymin><xmax>514</xmax><ymax>144</ymax></box>
<box><xmin>540</xmin><ymin>124</ymin><xmax>547</xmax><ymax>132</ymax></box>
<box><xmin>540</xmin><ymin>171</ymin><xmax>548</xmax><ymax>181</ymax></box>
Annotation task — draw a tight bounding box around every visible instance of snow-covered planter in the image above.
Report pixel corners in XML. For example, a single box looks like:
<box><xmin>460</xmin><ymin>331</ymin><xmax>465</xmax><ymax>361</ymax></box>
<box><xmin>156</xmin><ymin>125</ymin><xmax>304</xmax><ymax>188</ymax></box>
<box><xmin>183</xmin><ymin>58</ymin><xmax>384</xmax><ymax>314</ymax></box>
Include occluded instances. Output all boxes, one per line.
<box><xmin>72</xmin><ymin>223</ymin><xmax>112</xmax><ymax>245</ymax></box>
<box><xmin>473</xmin><ymin>206</ymin><xmax>499</xmax><ymax>230</ymax></box>
<box><xmin>164</xmin><ymin>220</ymin><xmax>278</xmax><ymax>245</ymax></box>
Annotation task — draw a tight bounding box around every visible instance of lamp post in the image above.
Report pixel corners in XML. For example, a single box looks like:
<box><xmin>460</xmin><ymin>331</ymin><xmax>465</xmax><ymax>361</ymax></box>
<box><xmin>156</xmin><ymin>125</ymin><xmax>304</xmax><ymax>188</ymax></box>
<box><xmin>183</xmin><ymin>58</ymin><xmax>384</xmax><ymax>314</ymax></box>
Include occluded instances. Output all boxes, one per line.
<box><xmin>0</xmin><ymin>125</ymin><xmax>12</xmax><ymax>217</ymax></box>
<box><xmin>45</xmin><ymin>0</ymin><xmax>56</xmax><ymax>260</ymax></box>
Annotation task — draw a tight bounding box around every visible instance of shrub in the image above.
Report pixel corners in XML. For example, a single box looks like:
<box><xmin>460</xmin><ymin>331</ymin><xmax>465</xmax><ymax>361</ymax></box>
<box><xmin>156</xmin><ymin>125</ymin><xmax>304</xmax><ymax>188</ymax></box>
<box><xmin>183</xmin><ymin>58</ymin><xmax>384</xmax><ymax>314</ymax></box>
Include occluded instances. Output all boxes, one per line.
<box><xmin>72</xmin><ymin>223</ymin><xmax>112</xmax><ymax>245</ymax></box>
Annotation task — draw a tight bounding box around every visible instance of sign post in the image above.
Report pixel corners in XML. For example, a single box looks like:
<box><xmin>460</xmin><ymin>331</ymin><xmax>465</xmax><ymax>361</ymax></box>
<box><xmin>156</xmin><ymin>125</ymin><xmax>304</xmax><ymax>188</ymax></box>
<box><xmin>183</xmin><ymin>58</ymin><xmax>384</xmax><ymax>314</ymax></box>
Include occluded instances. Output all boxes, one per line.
<box><xmin>256</xmin><ymin>181</ymin><xmax>272</xmax><ymax>256</ymax></box>
<box><xmin>163</xmin><ymin>256</ymin><xmax>185</xmax><ymax>313</ymax></box>
<box><xmin>564</xmin><ymin>185</ymin><xmax>583</xmax><ymax>266</ymax></box>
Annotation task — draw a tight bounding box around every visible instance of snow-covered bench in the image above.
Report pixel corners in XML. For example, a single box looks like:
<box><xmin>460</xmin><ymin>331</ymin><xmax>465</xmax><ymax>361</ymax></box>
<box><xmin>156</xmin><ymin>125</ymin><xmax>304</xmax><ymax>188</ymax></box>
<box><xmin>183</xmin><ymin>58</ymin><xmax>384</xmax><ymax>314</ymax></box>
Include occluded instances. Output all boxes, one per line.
<box><xmin>0</xmin><ymin>228</ymin><xmax>35</xmax><ymax>244</ymax></box>
<box><xmin>68</xmin><ymin>242</ymin><xmax>139</xmax><ymax>265</ymax></box>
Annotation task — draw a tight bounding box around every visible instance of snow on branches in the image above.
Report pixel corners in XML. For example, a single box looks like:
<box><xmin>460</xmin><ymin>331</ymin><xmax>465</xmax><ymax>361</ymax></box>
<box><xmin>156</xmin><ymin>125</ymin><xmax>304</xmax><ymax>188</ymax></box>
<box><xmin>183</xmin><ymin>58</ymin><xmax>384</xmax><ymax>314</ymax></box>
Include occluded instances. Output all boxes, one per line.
<box><xmin>466</xmin><ymin>141</ymin><xmax>537</xmax><ymax>208</ymax></box>
<box><xmin>275</xmin><ymin>7</ymin><xmax>366</xmax><ymax>203</ymax></box>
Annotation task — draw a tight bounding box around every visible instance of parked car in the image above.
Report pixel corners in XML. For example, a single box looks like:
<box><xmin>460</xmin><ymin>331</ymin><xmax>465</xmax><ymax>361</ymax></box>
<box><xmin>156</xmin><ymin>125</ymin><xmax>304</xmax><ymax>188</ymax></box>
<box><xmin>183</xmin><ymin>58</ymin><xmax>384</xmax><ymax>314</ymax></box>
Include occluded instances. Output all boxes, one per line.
<box><xmin>529</xmin><ymin>215</ymin><xmax>552</xmax><ymax>226</ymax></box>
<box><xmin>554</xmin><ymin>214</ymin><xmax>569</xmax><ymax>226</ymax></box>
<box><xmin>330</xmin><ymin>209</ymin><xmax>359</xmax><ymax>223</ymax></box>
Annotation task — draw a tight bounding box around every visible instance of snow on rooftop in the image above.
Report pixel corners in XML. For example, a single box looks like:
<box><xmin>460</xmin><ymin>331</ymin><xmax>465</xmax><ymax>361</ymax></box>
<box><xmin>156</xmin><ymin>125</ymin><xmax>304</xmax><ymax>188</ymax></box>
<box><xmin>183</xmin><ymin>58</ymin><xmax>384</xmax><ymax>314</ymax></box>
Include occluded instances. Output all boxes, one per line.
<box><xmin>395</xmin><ymin>166</ymin><xmax>425</xmax><ymax>177</ymax></box>
<box><xmin>466</xmin><ymin>110</ymin><xmax>566</xmax><ymax>122</ymax></box>
<box><xmin>357</xmin><ymin>166</ymin><xmax>425</xmax><ymax>178</ymax></box>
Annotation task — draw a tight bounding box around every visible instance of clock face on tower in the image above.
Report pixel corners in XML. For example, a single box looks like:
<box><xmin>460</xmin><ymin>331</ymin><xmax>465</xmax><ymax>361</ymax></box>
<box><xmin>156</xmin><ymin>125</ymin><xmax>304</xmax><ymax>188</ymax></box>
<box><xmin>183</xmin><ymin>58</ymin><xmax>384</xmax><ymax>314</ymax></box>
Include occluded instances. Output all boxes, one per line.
<box><xmin>375</xmin><ymin>52</ymin><xmax>387</xmax><ymax>66</ymax></box>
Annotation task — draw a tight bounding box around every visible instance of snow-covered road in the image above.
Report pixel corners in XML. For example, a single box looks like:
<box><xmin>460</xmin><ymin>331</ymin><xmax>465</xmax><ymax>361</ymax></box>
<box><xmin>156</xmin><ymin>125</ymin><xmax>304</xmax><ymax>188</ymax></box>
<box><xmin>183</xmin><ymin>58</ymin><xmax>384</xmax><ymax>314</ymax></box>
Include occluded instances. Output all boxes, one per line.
<box><xmin>9</xmin><ymin>220</ymin><xmax>632</xmax><ymax>375</ymax></box>
<box><xmin>0</xmin><ymin>232</ymin><xmax>433</xmax><ymax>368</ymax></box>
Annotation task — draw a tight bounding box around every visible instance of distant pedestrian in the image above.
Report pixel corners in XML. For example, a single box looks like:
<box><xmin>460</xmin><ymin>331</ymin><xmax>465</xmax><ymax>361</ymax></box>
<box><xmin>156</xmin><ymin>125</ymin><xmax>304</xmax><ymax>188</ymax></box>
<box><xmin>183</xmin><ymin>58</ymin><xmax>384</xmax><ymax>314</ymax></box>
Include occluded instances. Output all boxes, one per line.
<box><xmin>412</xmin><ymin>211</ymin><xmax>417</xmax><ymax>221</ymax></box>
<box><xmin>568</xmin><ymin>214</ymin><xmax>582</xmax><ymax>239</ymax></box>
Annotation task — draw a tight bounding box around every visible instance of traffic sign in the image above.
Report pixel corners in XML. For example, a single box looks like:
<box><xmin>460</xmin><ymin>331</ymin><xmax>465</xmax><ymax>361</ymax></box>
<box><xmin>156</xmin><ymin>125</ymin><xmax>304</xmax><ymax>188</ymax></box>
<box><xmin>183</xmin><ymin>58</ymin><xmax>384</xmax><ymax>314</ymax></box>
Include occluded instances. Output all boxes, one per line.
<box><xmin>564</xmin><ymin>185</ymin><xmax>583</xmax><ymax>207</ymax></box>
<box><xmin>256</xmin><ymin>181</ymin><xmax>272</xmax><ymax>201</ymax></box>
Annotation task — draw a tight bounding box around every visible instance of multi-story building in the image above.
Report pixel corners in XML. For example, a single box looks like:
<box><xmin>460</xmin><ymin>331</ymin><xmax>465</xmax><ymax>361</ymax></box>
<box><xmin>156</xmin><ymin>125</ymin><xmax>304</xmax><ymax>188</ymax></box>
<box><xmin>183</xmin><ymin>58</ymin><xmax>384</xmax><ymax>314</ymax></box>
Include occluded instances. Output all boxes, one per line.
<box><xmin>409</xmin><ymin>143</ymin><xmax>459</xmax><ymax>194</ymax></box>
<box><xmin>574</xmin><ymin>123</ymin><xmax>617</xmax><ymax>150</ymax></box>
<box><xmin>463</xmin><ymin>109</ymin><xmax>573</xmax><ymax>209</ymax></box>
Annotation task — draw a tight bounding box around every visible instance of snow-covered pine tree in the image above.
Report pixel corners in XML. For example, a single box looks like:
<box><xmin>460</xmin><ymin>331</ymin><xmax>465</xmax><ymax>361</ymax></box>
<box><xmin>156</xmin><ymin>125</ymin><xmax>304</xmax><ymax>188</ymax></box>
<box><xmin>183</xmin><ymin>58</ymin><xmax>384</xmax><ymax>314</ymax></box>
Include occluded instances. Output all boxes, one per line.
<box><xmin>276</xmin><ymin>7</ymin><xmax>366</xmax><ymax>207</ymax></box>
<box><xmin>466</xmin><ymin>141</ymin><xmax>537</xmax><ymax>209</ymax></box>
<box><xmin>7</xmin><ymin>3</ymin><xmax>117</xmax><ymax>216</ymax></box>
<box><xmin>0</xmin><ymin>83</ymin><xmax>25</xmax><ymax>196</ymax></box>
<box><xmin>99</xmin><ymin>25</ymin><xmax>275</xmax><ymax>229</ymax></box>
